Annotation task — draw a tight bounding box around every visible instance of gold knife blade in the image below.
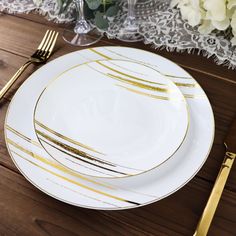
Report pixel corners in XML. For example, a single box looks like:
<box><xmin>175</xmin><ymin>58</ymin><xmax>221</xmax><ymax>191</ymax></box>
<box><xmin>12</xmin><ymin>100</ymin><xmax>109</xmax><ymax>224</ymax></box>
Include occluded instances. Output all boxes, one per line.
<box><xmin>194</xmin><ymin>117</ymin><xmax>236</xmax><ymax>236</ymax></box>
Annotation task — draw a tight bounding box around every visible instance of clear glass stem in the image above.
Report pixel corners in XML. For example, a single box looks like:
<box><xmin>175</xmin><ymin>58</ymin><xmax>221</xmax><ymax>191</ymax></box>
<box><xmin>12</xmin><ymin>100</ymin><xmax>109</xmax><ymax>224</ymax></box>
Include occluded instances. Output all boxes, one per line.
<box><xmin>124</xmin><ymin>0</ymin><xmax>138</xmax><ymax>30</ymax></box>
<box><xmin>76</xmin><ymin>0</ymin><xmax>85</xmax><ymax>21</ymax></box>
<box><xmin>74</xmin><ymin>0</ymin><xmax>91</xmax><ymax>34</ymax></box>
<box><xmin>127</xmin><ymin>0</ymin><xmax>137</xmax><ymax>19</ymax></box>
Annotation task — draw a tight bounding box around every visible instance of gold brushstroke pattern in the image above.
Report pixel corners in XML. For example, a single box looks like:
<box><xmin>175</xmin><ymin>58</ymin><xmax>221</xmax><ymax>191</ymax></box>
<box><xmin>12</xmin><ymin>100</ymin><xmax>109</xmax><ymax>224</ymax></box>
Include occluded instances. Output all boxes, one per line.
<box><xmin>36</xmin><ymin>129</ymin><xmax>115</xmax><ymax>167</ymax></box>
<box><xmin>35</xmin><ymin>120</ymin><xmax>104</xmax><ymax>155</ymax></box>
<box><xmin>6</xmin><ymin>125</ymin><xmax>157</xmax><ymax>198</ymax></box>
<box><xmin>39</xmin><ymin>135</ymin><xmax>129</xmax><ymax>176</ymax></box>
<box><xmin>101</xmin><ymin>48</ymin><xmax>192</xmax><ymax>80</ymax></box>
<box><xmin>8</xmin><ymin>140</ymin><xmax>140</xmax><ymax>205</ymax></box>
<box><xmin>117</xmin><ymin>84</ymin><xmax>170</xmax><ymax>101</ymax></box>
<box><xmin>40</xmin><ymin>136</ymin><xmax>117</xmax><ymax>177</ymax></box>
<box><xmin>37</xmin><ymin>130</ymin><xmax>131</xmax><ymax>176</ymax></box>
<box><xmin>107</xmin><ymin>73</ymin><xmax>168</xmax><ymax>93</ymax></box>
<box><xmin>7</xmin><ymin>138</ymin><xmax>113</xmax><ymax>189</ymax></box>
<box><xmin>78</xmin><ymin>51</ymin><xmax>199</xmax><ymax>99</ymax></box>
<box><xmin>94</xmin><ymin>48</ymin><xmax>197</xmax><ymax>88</ymax></box>
<box><xmin>35</xmin><ymin>121</ymin><xmax>143</xmax><ymax>173</ymax></box>
<box><xmin>96</xmin><ymin>61</ymin><xmax>165</xmax><ymax>86</ymax></box>
<box><xmin>6</xmin><ymin>125</ymin><xmax>41</xmax><ymax>148</ymax></box>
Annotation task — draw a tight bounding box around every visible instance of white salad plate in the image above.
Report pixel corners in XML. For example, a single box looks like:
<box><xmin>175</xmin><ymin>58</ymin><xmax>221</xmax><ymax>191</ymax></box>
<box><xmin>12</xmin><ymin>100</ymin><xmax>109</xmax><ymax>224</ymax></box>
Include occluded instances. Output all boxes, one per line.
<box><xmin>34</xmin><ymin>59</ymin><xmax>189</xmax><ymax>178</ymax></box>
<box><xmin>5</xmin><ymin>46</ymin><xmax>214</xmax><ymax>210</ymax></box>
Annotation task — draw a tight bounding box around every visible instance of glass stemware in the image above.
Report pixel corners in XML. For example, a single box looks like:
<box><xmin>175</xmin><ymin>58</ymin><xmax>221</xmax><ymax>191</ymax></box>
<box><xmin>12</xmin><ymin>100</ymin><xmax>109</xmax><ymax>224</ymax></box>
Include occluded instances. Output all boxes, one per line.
<box><xmin>117</xmin><ymin>0</ymin><xmax>143</xmax><ymax>42</ymax></box>
<box><xmin>63</xmin><ymin>0</ymin><xmax>103</xmax><ymax>46</ymax></box>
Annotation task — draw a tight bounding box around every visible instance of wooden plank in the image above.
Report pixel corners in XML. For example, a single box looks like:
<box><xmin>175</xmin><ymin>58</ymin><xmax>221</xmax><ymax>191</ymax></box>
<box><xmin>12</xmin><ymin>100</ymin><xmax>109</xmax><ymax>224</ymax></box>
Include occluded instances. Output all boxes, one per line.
<box><xmin>0</xmin><ymin>165</ymin><xmax>235</xmax><ymax>236</ymax></box>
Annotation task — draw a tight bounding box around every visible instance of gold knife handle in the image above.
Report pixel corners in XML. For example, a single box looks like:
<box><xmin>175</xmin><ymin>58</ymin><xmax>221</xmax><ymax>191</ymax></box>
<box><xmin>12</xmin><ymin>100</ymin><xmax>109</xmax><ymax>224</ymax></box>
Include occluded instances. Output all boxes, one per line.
<box><xmin>0</xmin><ymin>61</ymin><xmax>32</xmax><ymax>101</ymax></box>
<box><xmin>193</xmin><ymin>151</ymin><xmax>236</xmax><ymax>236</ymax></box>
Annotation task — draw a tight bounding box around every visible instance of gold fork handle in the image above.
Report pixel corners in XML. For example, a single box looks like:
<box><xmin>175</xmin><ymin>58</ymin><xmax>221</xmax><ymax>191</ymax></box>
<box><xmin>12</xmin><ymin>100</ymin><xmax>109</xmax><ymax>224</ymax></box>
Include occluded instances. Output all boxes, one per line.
<box><xmin>0</xmin><ymin>60</ymin><xmax>32</xmax><ymax>100</ymax></box>
<box><xmin>193</xmin><ymin>152</ymin><xmax>236</xmax><ymax>236</ymax></box>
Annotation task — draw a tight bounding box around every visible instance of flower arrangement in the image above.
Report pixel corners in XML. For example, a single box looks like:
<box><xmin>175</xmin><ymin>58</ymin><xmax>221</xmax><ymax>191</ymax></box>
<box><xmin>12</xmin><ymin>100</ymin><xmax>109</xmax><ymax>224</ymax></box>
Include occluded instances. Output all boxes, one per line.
<box><xmin>171</xmin><ymin>0</ymin><xmax>236</xmax><ymax>45</ymax></box>
<box><xmin>59</xmin><ymin>0</ymin><xmax>119</xmax><ymax>29</ymax></box>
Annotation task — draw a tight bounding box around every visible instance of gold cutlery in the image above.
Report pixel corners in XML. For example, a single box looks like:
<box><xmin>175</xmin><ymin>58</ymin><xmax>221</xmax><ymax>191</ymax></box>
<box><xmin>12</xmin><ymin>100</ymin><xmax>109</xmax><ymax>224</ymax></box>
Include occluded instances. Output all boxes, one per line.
<box><xmin>194</xmin><ymin>118</ymin><xmax>236</xmax><ymax>236</ymax></box>
<box><xmin>0</xmin><ymin>30</ymin><xmax>59</xmax><ymax>101</ymax></box>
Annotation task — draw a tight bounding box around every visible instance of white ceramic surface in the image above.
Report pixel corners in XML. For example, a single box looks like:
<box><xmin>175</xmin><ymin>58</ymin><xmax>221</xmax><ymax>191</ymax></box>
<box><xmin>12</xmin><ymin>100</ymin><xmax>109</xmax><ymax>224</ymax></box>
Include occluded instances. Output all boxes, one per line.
<box><xmin>34</xmin><ymin>59</ymin><xmax>188</xmax><ymax>178</ymax></box>
<box><xmin>5</xmin><ymin>46</ymin><xmax>214</xmax><ymax>210</ymax></box>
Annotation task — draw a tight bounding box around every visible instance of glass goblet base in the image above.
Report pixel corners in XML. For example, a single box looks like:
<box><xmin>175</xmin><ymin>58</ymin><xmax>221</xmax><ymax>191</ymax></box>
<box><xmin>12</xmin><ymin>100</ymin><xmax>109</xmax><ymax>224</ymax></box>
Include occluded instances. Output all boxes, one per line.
<box><xmin>117</xmin><ymin>30</ymin><xmax>143</xmax><ymax>42</ymax></box>
<box><xmin>117</xmin><ymin>20</ymin><xmax>143</xmax><ymax>42</ymax></box>
<box><xmin>63</xmin><ymin>27</ymin><xmax>103</xmax><ymax>47</ymax></box>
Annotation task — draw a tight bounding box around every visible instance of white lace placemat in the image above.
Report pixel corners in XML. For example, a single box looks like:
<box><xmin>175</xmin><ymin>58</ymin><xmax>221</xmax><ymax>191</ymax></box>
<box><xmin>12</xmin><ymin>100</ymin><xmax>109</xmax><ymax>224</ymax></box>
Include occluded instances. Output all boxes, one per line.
<box><xmin>1</xmin><ymin>0</ymin><xmax>235</xmax><ymax>69</ymax></box>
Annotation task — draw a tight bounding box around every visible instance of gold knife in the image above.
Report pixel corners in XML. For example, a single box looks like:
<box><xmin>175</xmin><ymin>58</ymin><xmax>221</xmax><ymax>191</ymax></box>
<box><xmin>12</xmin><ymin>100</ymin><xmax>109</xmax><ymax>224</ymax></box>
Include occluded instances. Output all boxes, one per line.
<box><xmin>194</xmin><ymin>118</ymin><xmax>236</xmax><ymax>236</ymax></box>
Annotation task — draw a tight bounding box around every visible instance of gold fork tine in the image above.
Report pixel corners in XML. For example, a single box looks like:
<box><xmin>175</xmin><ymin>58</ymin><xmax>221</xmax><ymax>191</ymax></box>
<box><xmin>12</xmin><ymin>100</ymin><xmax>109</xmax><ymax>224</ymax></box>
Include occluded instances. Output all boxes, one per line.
<box><xmin>43</xmin><ymin>31</ymin><xmax>56</xmax><ymax>56</ymax></box>
<box><xmin>47</xmin><ymin>32</ymin><xmax>59</xmax><ymax>58</ymax></box>
<box><xmin>37</xmin><ymin>30</ymin><xmax>50</xmax><ymax>50</ymax></box>
<box><xmin>39</xmin><ymin>30</ymin><xmax>54</xmax><ymax>52</ymax></box>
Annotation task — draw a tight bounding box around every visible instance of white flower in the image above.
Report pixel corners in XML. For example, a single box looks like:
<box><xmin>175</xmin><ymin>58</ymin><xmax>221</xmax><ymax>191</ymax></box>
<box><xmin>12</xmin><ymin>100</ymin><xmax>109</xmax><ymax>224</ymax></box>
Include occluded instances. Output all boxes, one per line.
<box><xmin>204</xmin><ymin>0</ymin><xmax>227</xmax><ymax>21</ymax></box>
<box><xmin>33</xmin><ymin>0</ymin><xmax>42</xmax><ymax>7</ymax></box>
<box><xmin>198</xmin><ymin>20</ymin><xmax>215</xmax><ymax>34</ymax></box>
<box><xmin>171</xmin><ymin>0</ymin><xmax>236</xmax><ymax>45</ymax></box>
<box><xmin>173</xmin><ymin>0</ymin><xmax>203</xmax><ymax>27</ymax></box>
<box><xmin>228</xmin><ymin>0</ymin><xmax>236</xmax><ymax>9</ymax></box>
<box><xmin>203</xmin><ymin>0</ymin><xmax>230</xmax><ymax>30</ymax></box>
<box><xmin>231</xmin><ymin>9</ymin><xmax>236</xmax><ymax>45</ymax></box>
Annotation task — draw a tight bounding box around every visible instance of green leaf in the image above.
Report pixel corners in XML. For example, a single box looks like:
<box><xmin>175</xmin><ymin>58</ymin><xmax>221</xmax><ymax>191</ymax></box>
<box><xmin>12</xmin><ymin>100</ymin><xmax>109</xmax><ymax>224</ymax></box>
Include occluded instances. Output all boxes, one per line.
<box><xmin>105</xmin><ymin>5</ymin><xmax>119</xmax><ymax>17</ymax></box>
<box><xmin>85</xmin><ymin>0</ymin><xmax>101</xmax><ymax>10</ymax></box>
<box><xmin>95</xmin><ymin>11</ymin><xmax>109</xmax><ymax>29</ymax></box>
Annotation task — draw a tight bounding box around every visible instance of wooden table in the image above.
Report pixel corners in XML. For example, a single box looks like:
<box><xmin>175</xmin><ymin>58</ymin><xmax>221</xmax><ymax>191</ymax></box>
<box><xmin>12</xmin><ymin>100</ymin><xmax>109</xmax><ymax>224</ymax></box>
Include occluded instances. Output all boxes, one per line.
<box><xmin>0</xmin><ymin>12</ymin><xmax>236</xmax><ymax>236</ymax></box>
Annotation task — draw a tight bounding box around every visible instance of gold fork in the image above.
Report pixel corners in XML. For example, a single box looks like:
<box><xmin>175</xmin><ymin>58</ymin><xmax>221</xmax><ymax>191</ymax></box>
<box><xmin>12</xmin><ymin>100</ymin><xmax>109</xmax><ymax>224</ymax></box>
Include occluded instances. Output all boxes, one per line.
<box><xmin>0</xmin><ymin>30</ymin><xmax>59</xmax><ymax>101</ymax></box>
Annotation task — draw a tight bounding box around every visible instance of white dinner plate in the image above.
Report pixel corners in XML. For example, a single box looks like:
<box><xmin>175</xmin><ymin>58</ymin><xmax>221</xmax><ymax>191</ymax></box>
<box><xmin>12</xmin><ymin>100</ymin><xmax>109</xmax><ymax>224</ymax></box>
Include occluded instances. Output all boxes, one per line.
<box><xmin>5</xmin><ymin>46</ymin><xmax>214</xmax><ymax>210</ymax></box>
<box><xmin>34</xmin><ymin>59</ymin><xmax>189</xmax><ymax>178</ymax></box>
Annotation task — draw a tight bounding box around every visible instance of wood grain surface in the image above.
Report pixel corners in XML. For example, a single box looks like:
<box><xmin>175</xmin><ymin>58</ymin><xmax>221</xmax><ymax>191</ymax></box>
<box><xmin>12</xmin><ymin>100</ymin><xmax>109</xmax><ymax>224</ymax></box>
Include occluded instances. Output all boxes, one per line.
<box><xmin>0</xmin><ymin>12</ymin><xmax>236</xmax><ymax>236</ymax></box>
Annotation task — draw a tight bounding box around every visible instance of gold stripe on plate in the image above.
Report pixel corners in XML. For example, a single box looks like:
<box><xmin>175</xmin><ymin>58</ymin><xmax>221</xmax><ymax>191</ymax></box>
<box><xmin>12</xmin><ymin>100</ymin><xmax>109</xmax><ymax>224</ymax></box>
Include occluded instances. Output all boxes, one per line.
<box><xmin>6</xmin><ymin>125</ymin><xmax>41</xmax><ymax>148</ymax></box>
<box><xmin>117</xmin><ymin>84</ymin><xmax>170</xmax><ymax>101</ymax></box>
<box><xmin>46</xmin><ymin>178</ymin><xmax>119</xmax><ymax>207</ymax></box>
<box><xmin>107</xmin><ymin>73</ymin><xmax>168</xmax><ymax>93</ymax></box>
<box><xmin>35</xmin><ymin>120</ymin><xmax>105</xmax><ymax>155</ymax></box>
<box><xmin>96</xmin><ymin>61</ymin><xmax>165</xmax><ymax>86</ymax></box>
<box><xmin>8</xmin><ymin>140</ymin><xmax>140</xmax><ymax>205</ymax></box>
<box><xmin>89</xmin><ymin>48</ymin><xmax>112</xmax><ymax>60</ymax></box>
<box><xmin>7</xmin><ymin>138</ymin><xmax>114</xmax><ymax>189</ymax></box>
<box><xmin>63</xmin><ymin>157</ymin><xmax>117</xmax><ymax>177</ymax></box>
